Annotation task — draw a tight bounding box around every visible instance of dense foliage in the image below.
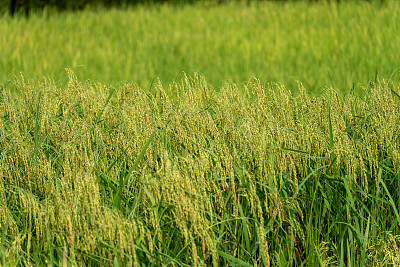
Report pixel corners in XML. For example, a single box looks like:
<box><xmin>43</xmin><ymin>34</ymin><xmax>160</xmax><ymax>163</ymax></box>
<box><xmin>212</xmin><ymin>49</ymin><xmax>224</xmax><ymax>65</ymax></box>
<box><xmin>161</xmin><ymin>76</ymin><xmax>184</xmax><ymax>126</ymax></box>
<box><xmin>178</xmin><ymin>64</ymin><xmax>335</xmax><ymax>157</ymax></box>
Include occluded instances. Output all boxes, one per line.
<box><xmin>2</xmin><ymin>1</ymin><xmax>399</xmax><ymax>93</ymax></box>
<box><xmin>1</xmin><ymin>71</ymin><xmax>400</xmax><ymax>266</ymax></box>
<box><xmin>6</xmin><ymin>0</ymin><xmax>386</xmax><ymax>15</ymax></box>
<box><xmin>1</xmin><ymin>0</ymin><xmax>399</xmax><ymax>265</ymax></box>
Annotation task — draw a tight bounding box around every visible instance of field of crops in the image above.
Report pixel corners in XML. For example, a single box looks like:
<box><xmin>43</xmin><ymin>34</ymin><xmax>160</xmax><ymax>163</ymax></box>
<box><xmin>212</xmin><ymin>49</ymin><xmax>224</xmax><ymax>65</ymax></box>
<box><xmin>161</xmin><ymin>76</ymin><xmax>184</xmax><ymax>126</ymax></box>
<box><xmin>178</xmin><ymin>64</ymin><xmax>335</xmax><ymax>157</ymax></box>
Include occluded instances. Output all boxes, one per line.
<box><xmin>1</xmin><ymin>1</ymin><xmax>400</xmax><ymax>266</ymax></box>
<box><xmin>1</xmin><ymin>0</ymin><xmax>400</xmax><ymax>92</ymax></box>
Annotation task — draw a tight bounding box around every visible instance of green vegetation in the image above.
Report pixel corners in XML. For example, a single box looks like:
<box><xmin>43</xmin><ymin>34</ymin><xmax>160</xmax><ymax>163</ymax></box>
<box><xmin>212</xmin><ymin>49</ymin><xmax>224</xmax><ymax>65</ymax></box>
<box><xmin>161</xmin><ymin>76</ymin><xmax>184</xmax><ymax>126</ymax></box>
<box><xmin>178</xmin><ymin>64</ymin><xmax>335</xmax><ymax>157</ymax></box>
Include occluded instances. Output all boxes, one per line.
<box><xmin>2</xmin><ymin>70</ymin><xmax>400</xmax><ymax>266</ymax></box>
<box><xmin>1</xmin><ymin>0</ymin><xmax>399</xmax><ymax>92</ymax></box>
<box><xmin>1</xmin><ymin>0</ymin><xmax>400</xmax><ymax>266</ymax></box>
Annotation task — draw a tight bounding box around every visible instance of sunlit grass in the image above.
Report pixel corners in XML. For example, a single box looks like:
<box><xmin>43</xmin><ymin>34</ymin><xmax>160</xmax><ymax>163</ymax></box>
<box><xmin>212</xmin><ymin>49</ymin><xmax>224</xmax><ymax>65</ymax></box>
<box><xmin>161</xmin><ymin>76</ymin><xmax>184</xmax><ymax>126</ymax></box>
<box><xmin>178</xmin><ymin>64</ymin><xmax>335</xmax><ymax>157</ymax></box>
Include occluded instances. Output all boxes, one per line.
<box><xmin>1</xmin><ymin>0</ymin><xmax>399</xmax><ymax>92</ymax></box>
<box><xmin>1</xmin><ymin>0</ymin><xmax>400</xmax><ymax>265</ymax></box>
<box><xmin>1</xmin><ymin>70</ymin><xmax>400</xmax><ymax>265</ymax></box>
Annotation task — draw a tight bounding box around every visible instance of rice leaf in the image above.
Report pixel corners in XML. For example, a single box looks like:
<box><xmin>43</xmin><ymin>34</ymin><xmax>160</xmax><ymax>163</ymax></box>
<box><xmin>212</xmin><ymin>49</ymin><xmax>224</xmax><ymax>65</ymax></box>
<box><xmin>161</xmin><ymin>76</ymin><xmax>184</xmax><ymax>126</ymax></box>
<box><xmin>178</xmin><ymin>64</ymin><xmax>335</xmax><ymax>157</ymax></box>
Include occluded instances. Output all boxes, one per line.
<box><xmin>113</xmin><ymin>130</ymin><xmax>157</xmax><ymax>210</ymax></box>
<box><xmin>217</xmin><ymin>250</ymin><xmax>253</xmax><ymax>267</ymax></box>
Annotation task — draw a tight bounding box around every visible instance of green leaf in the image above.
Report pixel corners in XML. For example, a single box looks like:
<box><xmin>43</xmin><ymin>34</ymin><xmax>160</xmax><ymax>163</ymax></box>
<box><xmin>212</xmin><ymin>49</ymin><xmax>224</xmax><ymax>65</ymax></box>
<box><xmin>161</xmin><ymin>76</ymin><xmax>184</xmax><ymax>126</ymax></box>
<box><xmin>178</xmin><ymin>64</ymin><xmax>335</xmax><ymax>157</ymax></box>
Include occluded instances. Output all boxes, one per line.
<box><xmin>95</xmin><ymin>87</ymin><xmax>115</xmax><ymax>124</ymax></box>
<box><xmin>328</xmin><ymin>103</ymin><xmax>335</xmax><ymax>169</ymax></box>
<box><xmin>32</xmin><ymin>92</ymin><xmax>43</xmax><ymax>160</ymax></box>
<box><xmin>377</xmin><ymin>168</ymin><xmax>400</xmax><ymax>232</ymax></box>
<box><xmin>113</xmin><ymin>130</ymin><xmax>157</xmax><ymax>210</ymax></box>
<box><xmin>217</xmin><ymin>250</ymin><xmax>253</xmax><ymax>267</ymax></box>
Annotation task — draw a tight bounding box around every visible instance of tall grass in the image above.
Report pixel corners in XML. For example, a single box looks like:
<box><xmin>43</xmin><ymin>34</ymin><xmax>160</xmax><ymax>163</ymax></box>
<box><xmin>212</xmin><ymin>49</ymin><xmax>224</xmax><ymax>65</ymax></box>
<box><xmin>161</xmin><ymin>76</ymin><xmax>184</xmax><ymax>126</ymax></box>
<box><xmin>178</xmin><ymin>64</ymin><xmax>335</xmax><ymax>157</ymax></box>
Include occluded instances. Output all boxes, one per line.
<box><xmin>1</xmin><ymin>70</ymin><xmax>400</xmax><ymax>265</ymax></box>
<box><xmin>1</xmin><ymin>0</ymin><xmax>399</xmax><ymax>92</ymax></box>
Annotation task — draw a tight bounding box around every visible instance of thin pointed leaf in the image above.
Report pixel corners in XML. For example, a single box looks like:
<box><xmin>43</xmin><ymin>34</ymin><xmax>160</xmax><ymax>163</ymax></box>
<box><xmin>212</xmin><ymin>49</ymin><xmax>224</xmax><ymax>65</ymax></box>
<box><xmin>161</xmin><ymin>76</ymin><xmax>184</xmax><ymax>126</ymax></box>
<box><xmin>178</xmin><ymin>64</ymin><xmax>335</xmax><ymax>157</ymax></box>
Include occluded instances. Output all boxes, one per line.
<box><xmin>114</xmin><ymin>130</ymin><xmax>156</xmax><ymax>210</ymax></box>
<box><xmin>95</xmin><ymin>88</ymin><xmax>115</xmax><ymax>124</ymax></box>
<box><xmin>217</xmin><ymin>250</ymin><xmax>253</xmax><ymax>267</ymax></box>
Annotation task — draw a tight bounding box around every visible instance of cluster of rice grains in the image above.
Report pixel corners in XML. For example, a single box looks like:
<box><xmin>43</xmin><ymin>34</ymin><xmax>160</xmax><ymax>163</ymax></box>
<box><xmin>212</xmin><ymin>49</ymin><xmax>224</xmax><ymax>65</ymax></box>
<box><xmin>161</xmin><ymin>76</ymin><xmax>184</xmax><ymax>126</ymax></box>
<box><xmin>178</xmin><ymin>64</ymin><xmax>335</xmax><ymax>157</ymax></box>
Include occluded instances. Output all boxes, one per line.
<box><xmin>1</xmin><ymin>70</ymin><xmax>400</xmax><ymax>266</ymax></box>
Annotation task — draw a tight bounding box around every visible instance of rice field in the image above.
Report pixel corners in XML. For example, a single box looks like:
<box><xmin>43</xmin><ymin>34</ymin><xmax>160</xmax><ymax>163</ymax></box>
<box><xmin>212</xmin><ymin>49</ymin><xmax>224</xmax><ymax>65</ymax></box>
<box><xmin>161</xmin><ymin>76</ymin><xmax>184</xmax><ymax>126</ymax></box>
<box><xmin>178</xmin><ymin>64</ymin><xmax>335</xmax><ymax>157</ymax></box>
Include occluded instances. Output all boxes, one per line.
<box><xmin>1</xmin><ymin>0</ymin><xmax>399</xmax><ymax>92</ymax></box>
<box><xmin>1</xmin><ymin>0</ymin><xmax>400</xmax><ymax>266</ymax></box>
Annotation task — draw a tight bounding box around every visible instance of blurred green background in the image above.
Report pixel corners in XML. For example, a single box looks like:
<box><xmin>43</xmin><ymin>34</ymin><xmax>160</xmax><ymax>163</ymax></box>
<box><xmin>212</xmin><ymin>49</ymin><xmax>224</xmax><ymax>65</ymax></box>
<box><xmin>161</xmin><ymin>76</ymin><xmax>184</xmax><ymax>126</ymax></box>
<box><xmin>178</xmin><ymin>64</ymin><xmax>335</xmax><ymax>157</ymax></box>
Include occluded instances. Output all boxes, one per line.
<box><xmin>1</xmin><ymin>0</ymin><xmax>399</xmax><ymax>93</ymax></box>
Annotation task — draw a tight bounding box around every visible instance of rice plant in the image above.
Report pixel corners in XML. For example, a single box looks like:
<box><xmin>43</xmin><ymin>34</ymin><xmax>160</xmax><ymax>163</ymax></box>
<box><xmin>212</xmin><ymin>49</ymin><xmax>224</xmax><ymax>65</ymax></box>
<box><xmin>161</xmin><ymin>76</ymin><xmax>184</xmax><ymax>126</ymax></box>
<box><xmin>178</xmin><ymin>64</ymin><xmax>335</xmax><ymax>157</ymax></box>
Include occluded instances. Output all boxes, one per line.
<box><xmin>1</xmin><ymin>70</ymin><xmax>400</xmax><ymax>265</ymax></box>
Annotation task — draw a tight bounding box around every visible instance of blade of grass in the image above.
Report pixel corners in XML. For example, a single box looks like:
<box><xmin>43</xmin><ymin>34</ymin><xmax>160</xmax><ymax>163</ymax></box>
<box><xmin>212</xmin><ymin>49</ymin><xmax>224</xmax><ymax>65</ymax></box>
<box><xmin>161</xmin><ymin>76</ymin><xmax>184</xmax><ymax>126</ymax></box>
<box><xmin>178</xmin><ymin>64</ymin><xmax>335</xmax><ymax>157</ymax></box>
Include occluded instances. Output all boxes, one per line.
<box><xmin>95</xmin><ymin>87</ymin><xmax>115</xmax><ymax>124</ymax></box>
<box><xmin>360</xmin><ymin>216</ymin><xmax>370</xmax><ymax>266</ymax></box>
<box><xmin>217</xmin><ymin>250</ymin><xmax>253</xmax><ymax>267</ymax></box>
<box><xmin>0</xmin><ymin>214</ymin><xmax>8</xmax><ymax>266</ymax></box>
<box><xmin>237</xmin><ymin>200</ymin><xmax>251</xmax><ymax>254</ymax></box>
<box><xmin>113</xmin><ymin>130</ymin><xmax>157</xmax><ymax>210</ymax></box>
<box><xmin>328</xmin><ymin>99</ymin><xmax>336</xmax><ymax>172</ymax></box>
<box><xmin>377</xmin><ymin>168</ymin><xmax>400</xmax><ymax>232</ymax></box>
<box><xmin>32</xmin><ymin>92</ymin><xmax>43</xmax><ymax>161</ymax></box>
<box><xmin>390</xmin><ymin>87</ymin><xmax>400</xmax><ymax>100</ymax></box>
